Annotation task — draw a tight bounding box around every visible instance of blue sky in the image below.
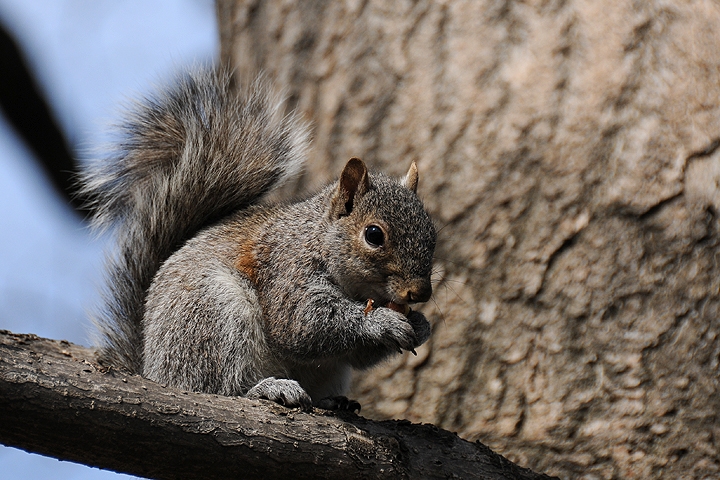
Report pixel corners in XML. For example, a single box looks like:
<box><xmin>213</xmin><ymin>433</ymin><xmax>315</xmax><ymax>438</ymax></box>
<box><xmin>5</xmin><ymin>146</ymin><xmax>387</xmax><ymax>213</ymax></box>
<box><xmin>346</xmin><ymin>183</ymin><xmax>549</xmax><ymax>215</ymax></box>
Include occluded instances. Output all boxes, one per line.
<box><xmin>0</xmin><ymin>1</ymin><xmax>217</xmax><ymax>477</ymax></box>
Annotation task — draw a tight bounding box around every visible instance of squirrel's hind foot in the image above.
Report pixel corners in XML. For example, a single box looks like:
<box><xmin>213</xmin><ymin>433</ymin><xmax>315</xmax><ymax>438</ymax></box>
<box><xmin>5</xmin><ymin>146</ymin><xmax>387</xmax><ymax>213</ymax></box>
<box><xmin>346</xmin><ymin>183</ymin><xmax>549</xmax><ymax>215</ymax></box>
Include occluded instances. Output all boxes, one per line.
<box><xmin>316</xmin><ymin>395</ymin><xmax>361</xmax><ymax>413</ymax></box>
<box><xmin>246</xmin><ymin>377</ymin><xmax>313</xmax><ymax>411</ymax></box>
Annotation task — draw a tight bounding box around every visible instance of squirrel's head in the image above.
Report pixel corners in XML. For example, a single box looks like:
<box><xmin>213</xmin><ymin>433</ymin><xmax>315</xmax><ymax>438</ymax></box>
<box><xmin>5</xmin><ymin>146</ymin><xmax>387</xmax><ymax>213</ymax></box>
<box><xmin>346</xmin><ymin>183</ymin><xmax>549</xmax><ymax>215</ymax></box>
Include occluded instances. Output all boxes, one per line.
<box><xmin>325</xmin><ymin>158</ymin><xmax>436</xmax><ymax>307</ymax></box>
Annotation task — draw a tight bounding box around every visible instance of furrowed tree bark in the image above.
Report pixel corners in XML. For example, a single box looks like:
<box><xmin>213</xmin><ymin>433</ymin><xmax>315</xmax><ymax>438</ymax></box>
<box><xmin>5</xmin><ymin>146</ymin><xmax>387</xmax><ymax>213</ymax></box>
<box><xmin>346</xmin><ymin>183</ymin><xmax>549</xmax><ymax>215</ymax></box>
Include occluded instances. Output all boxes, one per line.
<box><xmin>0</xmin><ymin>330</ymin><xmax>555</xmax><ymax>479</ymax></box>
<box><xmin>217</xmin><ymin>1</ymin><xmax>720</xmax><ymax>478</ymax></box>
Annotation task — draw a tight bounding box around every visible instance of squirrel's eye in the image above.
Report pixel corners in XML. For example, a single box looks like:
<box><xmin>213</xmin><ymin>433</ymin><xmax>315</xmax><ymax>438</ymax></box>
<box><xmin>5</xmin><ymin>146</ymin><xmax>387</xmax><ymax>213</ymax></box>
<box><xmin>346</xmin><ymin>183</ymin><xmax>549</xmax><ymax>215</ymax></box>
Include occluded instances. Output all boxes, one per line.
<box><xmin>364</xmin><ymin>225</ymin><xmax>385</xmax><ymax>247</ymax></box>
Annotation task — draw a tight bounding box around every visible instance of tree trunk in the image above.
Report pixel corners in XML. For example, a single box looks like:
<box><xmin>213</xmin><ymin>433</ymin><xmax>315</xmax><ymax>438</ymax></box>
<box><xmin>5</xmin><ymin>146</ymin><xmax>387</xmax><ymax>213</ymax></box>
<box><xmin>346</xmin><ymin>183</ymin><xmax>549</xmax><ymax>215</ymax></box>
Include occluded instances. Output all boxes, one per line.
<box><xmin>217</xmin><ymin>1</ymin><xmax>720</xmax><ymax>478</ymax></box>
<box><xmin>0</xmin><ymin>330</ymin><xmax>554</xmax><ymax>479</ymax></box>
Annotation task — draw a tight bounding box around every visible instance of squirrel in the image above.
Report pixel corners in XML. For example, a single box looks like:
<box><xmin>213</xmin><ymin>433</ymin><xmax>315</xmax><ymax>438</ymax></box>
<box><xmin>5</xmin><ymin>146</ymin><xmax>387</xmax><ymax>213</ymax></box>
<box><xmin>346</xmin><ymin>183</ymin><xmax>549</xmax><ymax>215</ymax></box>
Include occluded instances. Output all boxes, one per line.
<box><xmin>82</xmin><ymin>68</ymin><xmax>436</xmax><ymax>411</ymax></box>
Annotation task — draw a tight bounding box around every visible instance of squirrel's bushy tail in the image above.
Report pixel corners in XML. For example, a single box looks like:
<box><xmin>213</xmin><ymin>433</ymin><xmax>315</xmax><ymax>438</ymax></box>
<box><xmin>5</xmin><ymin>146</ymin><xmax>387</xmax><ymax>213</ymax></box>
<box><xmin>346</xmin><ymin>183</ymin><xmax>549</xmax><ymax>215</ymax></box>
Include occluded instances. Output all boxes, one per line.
<box><xmin>82</xmin><ymin>69</ymin><xmax>309</xmax><ymax>372</ymax></box>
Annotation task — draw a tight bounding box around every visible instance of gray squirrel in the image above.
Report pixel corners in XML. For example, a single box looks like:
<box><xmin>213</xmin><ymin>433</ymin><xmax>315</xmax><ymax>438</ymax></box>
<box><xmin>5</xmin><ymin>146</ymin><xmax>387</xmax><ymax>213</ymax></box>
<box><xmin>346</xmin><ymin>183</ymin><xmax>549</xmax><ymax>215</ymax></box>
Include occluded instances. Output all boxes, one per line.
<box><xmin>83</xmin><ymin>68</ymin><xmax>436</xmax><ymax>410</ymax></box>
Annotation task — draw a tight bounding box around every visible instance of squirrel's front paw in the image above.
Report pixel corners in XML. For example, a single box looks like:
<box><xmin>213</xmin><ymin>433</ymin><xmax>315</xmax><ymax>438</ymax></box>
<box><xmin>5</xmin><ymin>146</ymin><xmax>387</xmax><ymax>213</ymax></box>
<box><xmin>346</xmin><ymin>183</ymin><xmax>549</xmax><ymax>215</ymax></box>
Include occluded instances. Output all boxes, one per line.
<box><xmin>367</xmin><ymin>308</ymin><xmax>419</xmax><ymax>354</ymax></box>
<box><xmin>246</xmin><ymin>377</ymin><xmax>313</xmax><ymax>411</ymax></box>
<box><xmin>407</xmin><ymin>310</ymin><xmax>431</xmax><ymax>346</ymax></box>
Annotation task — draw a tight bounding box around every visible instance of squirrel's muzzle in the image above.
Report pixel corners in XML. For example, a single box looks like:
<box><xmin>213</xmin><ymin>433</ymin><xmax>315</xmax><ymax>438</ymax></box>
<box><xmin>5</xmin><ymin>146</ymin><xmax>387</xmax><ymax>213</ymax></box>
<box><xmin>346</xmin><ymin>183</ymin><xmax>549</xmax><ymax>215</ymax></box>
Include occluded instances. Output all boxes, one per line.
<box><xmin>403</xmin><ymin>278</ymin><xmax>432</xmax><ymax>304</ymax></box>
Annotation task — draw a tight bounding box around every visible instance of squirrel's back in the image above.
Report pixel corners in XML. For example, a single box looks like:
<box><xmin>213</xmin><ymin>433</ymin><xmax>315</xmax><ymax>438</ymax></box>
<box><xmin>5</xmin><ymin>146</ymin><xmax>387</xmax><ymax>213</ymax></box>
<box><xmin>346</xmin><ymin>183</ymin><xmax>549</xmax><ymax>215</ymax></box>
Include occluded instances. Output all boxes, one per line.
<box><xmin>82</xmin><ymin>69</ymin><xmax>310</xmax><ymax>372</ymax></box>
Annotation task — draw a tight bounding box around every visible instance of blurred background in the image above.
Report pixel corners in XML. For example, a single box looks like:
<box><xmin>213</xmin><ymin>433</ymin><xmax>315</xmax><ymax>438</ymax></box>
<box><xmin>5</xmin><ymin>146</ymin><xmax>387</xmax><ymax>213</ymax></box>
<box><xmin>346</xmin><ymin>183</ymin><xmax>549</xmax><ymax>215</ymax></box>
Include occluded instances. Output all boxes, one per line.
<box><xmin>0</xmin><ymin>0</ymin><xmax>217</xmax><ymax>477</ymax></box>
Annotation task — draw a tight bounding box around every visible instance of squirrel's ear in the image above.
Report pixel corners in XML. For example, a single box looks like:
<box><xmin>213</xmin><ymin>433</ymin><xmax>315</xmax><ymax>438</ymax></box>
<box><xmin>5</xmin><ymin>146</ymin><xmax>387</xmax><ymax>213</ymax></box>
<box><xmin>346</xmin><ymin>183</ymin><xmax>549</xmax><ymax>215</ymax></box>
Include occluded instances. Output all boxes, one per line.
<box><xmin>402</xmin><ymin>161</ymin><xmax>419</xmax><ymax>193</ymax></box>
<box><xmin>331</xmin><ymin>158</ymin><xmax>369</xmax><ymax>217</ymax></box>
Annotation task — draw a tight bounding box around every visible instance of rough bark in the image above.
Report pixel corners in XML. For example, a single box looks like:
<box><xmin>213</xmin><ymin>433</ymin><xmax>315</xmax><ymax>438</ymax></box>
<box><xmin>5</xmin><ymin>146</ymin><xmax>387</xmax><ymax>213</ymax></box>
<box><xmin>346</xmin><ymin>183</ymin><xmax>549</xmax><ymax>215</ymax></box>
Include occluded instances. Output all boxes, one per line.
<box><xmin>217</xmin><ymin>1</ymin><xmax>720</xmax><ymax>479</ymax></box>
<box><xmin>0</xmin><ymin>330</ymin><xmax>554</xmax><ymax>479</ymax></box>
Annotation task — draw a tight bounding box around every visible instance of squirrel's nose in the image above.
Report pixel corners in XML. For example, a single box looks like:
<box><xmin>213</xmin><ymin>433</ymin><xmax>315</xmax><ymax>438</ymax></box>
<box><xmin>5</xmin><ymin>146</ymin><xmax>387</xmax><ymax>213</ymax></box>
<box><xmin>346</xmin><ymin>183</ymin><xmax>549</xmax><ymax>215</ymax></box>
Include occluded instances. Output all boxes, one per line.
<box><xmin>405</xmin><ymin>278</ymin><xmax>432</xmax><ymax>304</ymax></box>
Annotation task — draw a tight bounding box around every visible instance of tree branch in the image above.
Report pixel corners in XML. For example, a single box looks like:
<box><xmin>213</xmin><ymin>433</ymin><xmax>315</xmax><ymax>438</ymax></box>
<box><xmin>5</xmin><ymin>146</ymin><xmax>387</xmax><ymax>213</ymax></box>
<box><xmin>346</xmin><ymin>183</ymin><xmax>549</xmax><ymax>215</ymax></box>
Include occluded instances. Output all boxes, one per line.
<box><xmin>0</xmin><ymin>330</ymin><xmax>555</xmax><ymax>479</ymax></box>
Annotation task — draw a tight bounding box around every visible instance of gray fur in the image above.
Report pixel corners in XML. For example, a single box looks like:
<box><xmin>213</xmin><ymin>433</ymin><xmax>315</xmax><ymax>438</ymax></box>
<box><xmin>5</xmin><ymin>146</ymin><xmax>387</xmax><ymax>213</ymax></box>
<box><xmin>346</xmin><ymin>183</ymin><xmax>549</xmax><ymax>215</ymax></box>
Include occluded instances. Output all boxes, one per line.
<box><xmin>246</xmin><ymin>377</ymin><xmax>312</xmax><ymax>410</ymax></box>
<box><xmin>83</xmin><ymin>68</ymin><xmax>436</xmax><ymax>409</ymax></box>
